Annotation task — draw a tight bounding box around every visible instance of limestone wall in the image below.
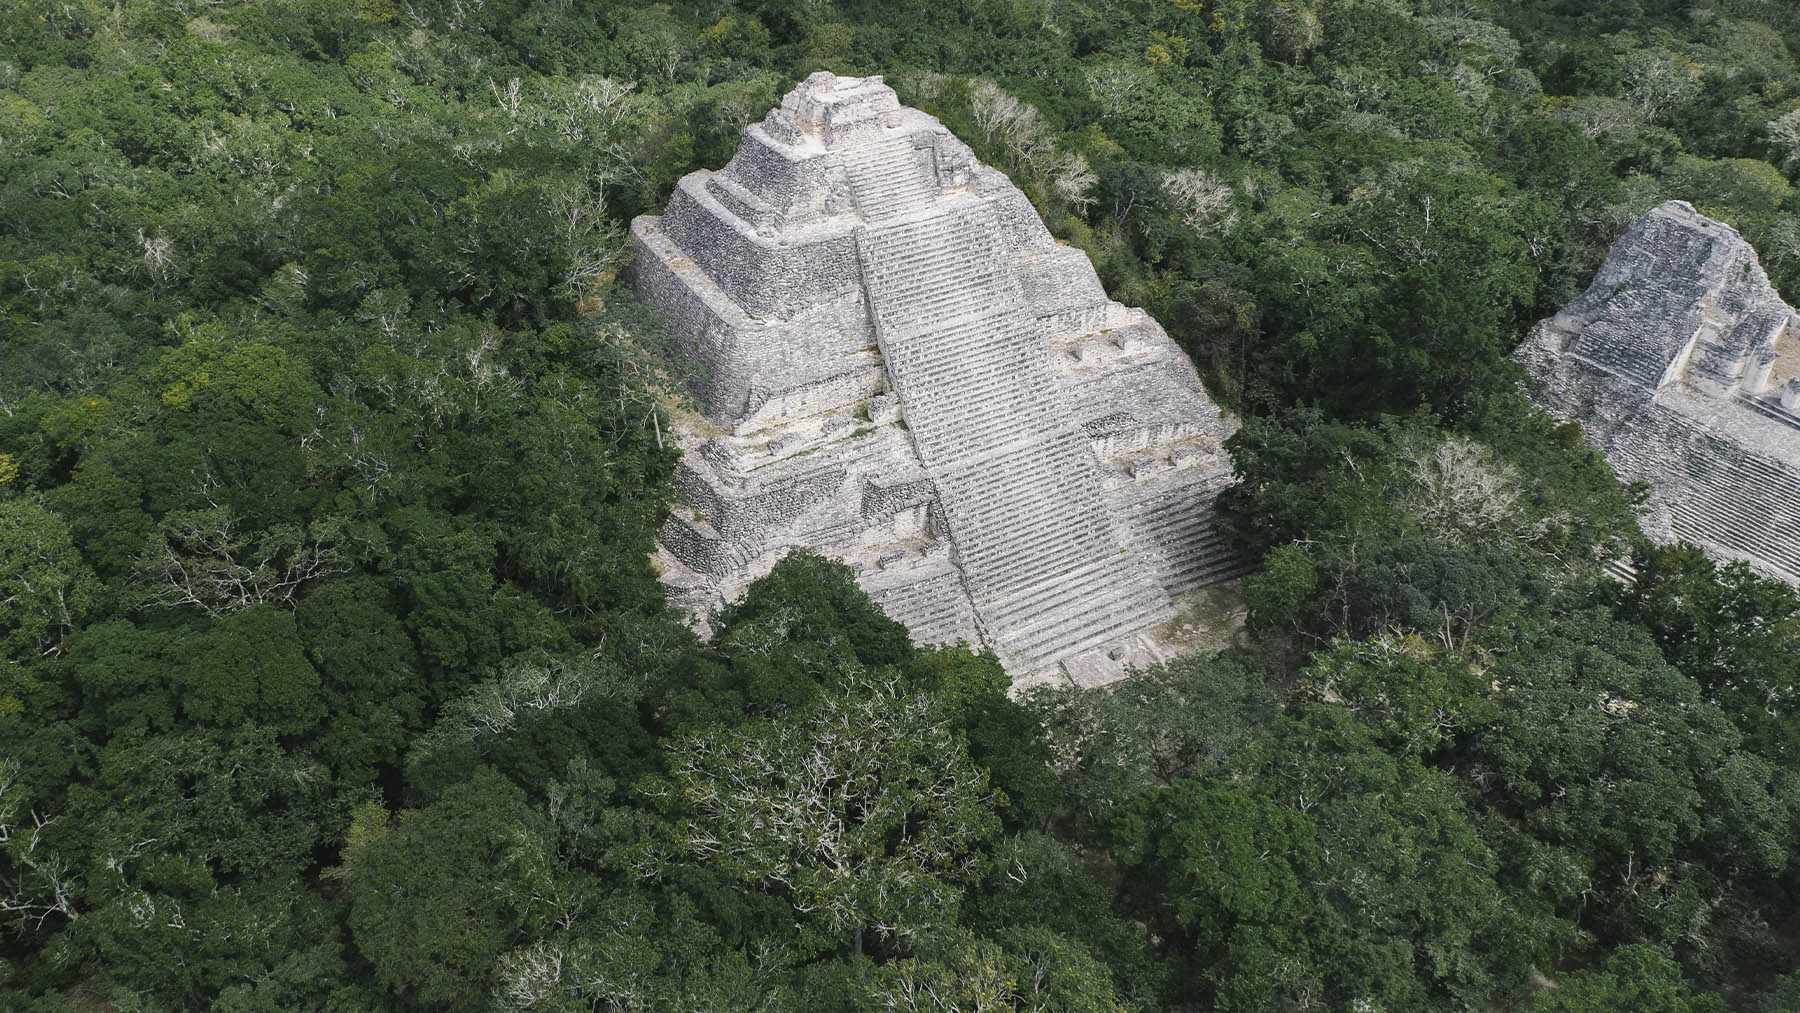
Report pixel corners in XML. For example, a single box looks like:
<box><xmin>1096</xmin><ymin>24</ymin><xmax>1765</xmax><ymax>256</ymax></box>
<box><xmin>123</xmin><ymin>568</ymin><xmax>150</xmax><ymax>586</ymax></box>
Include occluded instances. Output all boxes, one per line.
<box><xmin>658</xmin><ymin>178</ymin><xmax>862</xmax><ymax>320</ymax></box>
<box><xmin>715</xmin><ymin>125</ymin><xmax>847</xmax><ymax>228</ymax></box>
<box><xmin>630</xmin><ymin>218</ymin><xmax>755</xmax><ymax>419</ymax></box>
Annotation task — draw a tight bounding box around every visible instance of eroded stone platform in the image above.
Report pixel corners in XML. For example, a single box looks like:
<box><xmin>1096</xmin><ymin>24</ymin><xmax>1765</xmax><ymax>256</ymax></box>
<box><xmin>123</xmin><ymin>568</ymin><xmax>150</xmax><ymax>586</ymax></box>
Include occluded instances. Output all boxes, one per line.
<box><xmin>636</xmin><ymin>72</ymin><xmax>1242</xmax><ymax>683</ymax></box>
<box><xmin>1513</xmin><ymin>200</ymin><xmax>1800</xmax><ymax>583</ymax></box>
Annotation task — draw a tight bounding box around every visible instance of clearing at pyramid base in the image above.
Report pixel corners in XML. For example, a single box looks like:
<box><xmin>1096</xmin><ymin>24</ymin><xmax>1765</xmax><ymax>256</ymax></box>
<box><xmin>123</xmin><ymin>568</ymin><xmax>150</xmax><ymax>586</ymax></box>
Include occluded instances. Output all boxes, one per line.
<box><xmin>631</xmin><ymin>72</ymin><xmax>1242</xmax><ymax>686</ymax></box>
<box><xmin>1513</xmin><ymin>200</ymin><xmax>1800</xmax><ymax>583</ymax></box>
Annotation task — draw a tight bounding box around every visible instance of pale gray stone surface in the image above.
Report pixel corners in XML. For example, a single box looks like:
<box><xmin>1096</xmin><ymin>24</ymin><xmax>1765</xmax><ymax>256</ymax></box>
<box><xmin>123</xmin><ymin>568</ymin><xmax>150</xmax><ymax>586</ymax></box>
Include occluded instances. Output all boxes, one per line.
<box><xmin>635</xmin><ymin>72</ymin><xmax>1242</xmax><ymax>683</ymax></box>
<box><xmin>1513</xmin><ymin>200</ymin><xmax>1800</xmax><ymax>583</ymax></box>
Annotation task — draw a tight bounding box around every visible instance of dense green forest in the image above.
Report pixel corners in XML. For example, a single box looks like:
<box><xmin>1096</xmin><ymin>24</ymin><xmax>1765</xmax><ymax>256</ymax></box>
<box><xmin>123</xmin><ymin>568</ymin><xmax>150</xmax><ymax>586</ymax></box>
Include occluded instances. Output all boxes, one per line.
<box><xmin>5</xmin><ymin>0</ymin><xmax>1800</xmax><ymax>1008</ymax></box>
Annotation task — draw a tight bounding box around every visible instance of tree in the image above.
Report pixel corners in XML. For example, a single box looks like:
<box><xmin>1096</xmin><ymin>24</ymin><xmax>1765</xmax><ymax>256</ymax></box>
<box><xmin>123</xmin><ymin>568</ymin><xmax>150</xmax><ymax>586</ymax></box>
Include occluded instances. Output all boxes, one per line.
<box><xmin>1226</xmin><ymin>415</ymin><xmax>1561</xmax><ymax>651</ymax></box>
<box><xmin>4</xmin><ymin>728</ymin><xmax>340</xmax><ymax>1004</ymax></box>
<box><xmin>164</xmin><ymin>605</ymin><xmax>326</xmax><ymax>737</ymax></box>
<box><xmin>1294</xmin><ymin>637</ymin><xmax>1497</xmax><ymax>756</ymax></box>
<box><xmin>854</xmin><ymin>926</ymin><xmax>1128</xmax><ymax>1012</ymax></box>
<box><xmin>961</xmin><ymin>832</ymin><xmax>1165</xmax><ymax>1007</ymax></box>
<box><xmin>1252</xmin><ymin>704</ymin><xmax>1567</xmax><ymax>1007</ymax></box>
<box><xmin>293</xmin><ymin>575</ymin><xmax>426</xmax><ymax>781</ymax></box>
<box><xmin>1469</xmin><ymin>608</ymin><xmax>1795</xmax><ymax>966</ymax></box>
<box><xmin>130</xmin><ymin>506</ymin><xmax>349</xmax><ymax>618</ymax></box>
<box><xmin>1610</xmin><ymin>542</ymin><xmax>1800</xmax><ymax>763</ymax></box>
<box><xmin>1241</xmin><ymin>166</ymin><xmax>1551</xmax><ymax>418</ymax></box>
<box><xmin>344</xmin><ymin>767</ymin><xmax>562</xmax><ymax>1008</ymax></box>
<box><xmin>0</xmin><ymin>499</ymin><xmax>99</xmax><ymax>661</ymax></box>
<box><xmin>1767</xmin><ymin>109</ymin><xmax>1800</xmax><ymax>173</ymax></box>
<box><xmin>1745</xmin><ymin>972</ymin><xmax>1800</xmax><ymax>1013</ymax></box>
<box><xmin>489</xmin><ymin>892</ymin><xmax>778</xmax><ymax>1012</ymax></box>
<box><xmin>1025</xmin><ymin>651</ymin><xmax>1278</xmax><ymax>825</ymax></box>
<box><xmin>1161</xmin><ymin>167</ymin><xmax>1239</xmax><ymax>234</ymax></box>
<box><xmin>662</xmin><ymin>550</ymin><xmax>913</xmax><ymax>731</ymax></box>
<box><xmin>404</xmin><ymin>651</ymin><xmax>652</xmax><ymax>803</ymax></box>
<box><xmin>1620</xmin><ymin>49</ymin><xmax>1703</xmax><ymax>125</ymax></box>
<box><xmin>1105</xmin><ymin>778</ymin><xmax>1324</xmax><ymax>1011</ymax></box>
<box><xmin>903</xmin><ymin>645</ymin><xmax>1058</xmax><ymax>829</ymax></box>
<box><xmin>652</xmin><ymin>673</ymin><xmax>1002</xmax><ymax>956</ymax></box>
<box><xmin>1213</xmin><ymin>408</ymin><xmax>1394</xmax><ymax>561</ymax></box>
<box><xmin>1525</xmin><ymin>944</ymin><xmax>1725</xmax><ymax>1012</ymax></box>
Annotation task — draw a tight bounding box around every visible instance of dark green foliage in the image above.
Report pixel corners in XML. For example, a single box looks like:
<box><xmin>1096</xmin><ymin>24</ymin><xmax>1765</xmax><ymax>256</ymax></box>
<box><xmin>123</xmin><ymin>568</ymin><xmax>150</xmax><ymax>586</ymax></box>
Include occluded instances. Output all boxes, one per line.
<box><xmin>903</xmin><ymin>647</ymin><xmax>1061</xmax><ymax>829</ymax></box>
<box><xmin>1214</xmin><ymin>408</ymin><xmax>1394</xmax><ymax>561</ymax></box>
<box><xmin>962</xmin><ymin>832</ymin><xmax>1164</xmax><ymax>1005</ymax></box>
<box><xmin>344</xmin><ymin>767</ymin><xmax>546</xmax><ymax>1007</ymax></box>
<box><xmin>1470</xmin><ymin>608</ymin><xmax>1795</xmax><ymax>969</ymax></box>
<box><xmin>1525</xmin><ymin>944</ymin><xmax>1727</xmax><ymax>1012</ymax></box>
<box><xmin>1611</xmin><ymin>542</ymin><xmax>1800</xmax><ymax>763</ymax></box>
<box><xmin>851</xmin><ymin>925</ymin><xmax>1128</xmax><ymax>1012</ymax></box>
<box><xmin>715</xmin><ymin>549</ymin><xmax>915</xmax><ymax>669</ymax></box>
<box><xmin>1746</xmin><ymin>973</ymin><xmax>1800</xmax><ymax>1013</ymax></box>
<box><xmin>662</xmin><ymin>551</ymin><xmax>910</xmax><ymax>729</ymax></box>
<box><xmin>1294</xmin><ymin>639</ymin><xmax>1498</xmax><ymax>756</ymax></box>
<box><xmin>9</xmin><ymin>727</ymin><xmax>344</xmax><ymax>1003</ymax></box>
<box><xmin>294</xmin><ymin>576</ymin><xmax>426</xmax><ymax>781</ymax></box>
<box><xmin>166</xmin><ymin>606</ymin><xmax>326</xmax><ymax>735</ymax></box>
<box><xmin>1107</xmin><ymin>778</ymin><xmax>1325</xmax><ymax>1010</ymax></box>
<box><xmin>1224</xmin><ymin>411</ymin><xmax>1621</xmax><ymax>649</ymax></box>
<box><xmin>1026</xmin><ymin>650</ymin><xmax>1280</xmax><ymax>825</ymax></box>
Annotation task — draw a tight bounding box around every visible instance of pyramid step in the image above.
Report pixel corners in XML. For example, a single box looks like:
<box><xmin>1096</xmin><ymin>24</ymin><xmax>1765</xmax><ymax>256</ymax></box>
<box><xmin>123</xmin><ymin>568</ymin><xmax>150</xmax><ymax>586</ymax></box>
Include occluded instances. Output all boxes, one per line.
<box><xmin>977</xmin><ymin>556</ymin><xmax>1133</xmax><ymax>631</ymax></box>
<box><xmin>993</xmin><ymin>581</ymin><xmax>1174</xmax><ymax>671</ymax></box>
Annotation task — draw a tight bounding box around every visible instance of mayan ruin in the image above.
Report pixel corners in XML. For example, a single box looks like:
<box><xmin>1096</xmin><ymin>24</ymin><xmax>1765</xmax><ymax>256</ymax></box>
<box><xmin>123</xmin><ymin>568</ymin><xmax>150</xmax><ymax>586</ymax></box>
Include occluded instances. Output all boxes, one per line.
<box><xmin>1514</xmin><ymin>200</ymin><xmax>1800</xmax><ymax>583</ymax></box>
<box><xmin>632</xmin><ymin>72</ymin><xmax>1240</xmax><ymax>684</ymax></box>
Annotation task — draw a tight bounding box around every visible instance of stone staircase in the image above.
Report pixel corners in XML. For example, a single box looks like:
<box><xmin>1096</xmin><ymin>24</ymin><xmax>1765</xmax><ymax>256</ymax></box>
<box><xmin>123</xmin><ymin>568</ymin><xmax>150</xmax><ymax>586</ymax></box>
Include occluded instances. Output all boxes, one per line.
<box><xmin>1606</xmin><ymin>412</ymin><xmax>1800</xmax><ymax>582</ymax></box>
<box><xmin>839</xmin><ymin>132</ymin><xmax>939</xmax><ymax>222</ymax></box>
<box><xmin>857</xmin><ymin>208</ymin><xmax>1058</xmax><ymax>459</ymax></box>
<box><xmin>855</xmin><ymin>199</ymin><xmax>1174</xmax><ymax>672</ymax></box>
<box><xmin>867</xmin><ymin>565</ymin><xmax>980</xmax><ymax>647</ymax></box>
<box><xmin>1665</xmin><ymin>445</ymin><xmax>1800</xmax><ymax>580</ymax></box>
<box><xmin>933</xmin><ymin>434</ymin><xmax>1118</xmax><ymax>597</ymax></box>
<box><xmin>1123</xmin><ymin>488</ymin><xmax>1250</xmax><ymax>591</ymax></box>
<box><xmin>1571</xmin><ymin>327</ymin><xmax>1671</xmax><ymax>389</ymax></box>
<box><xmin>977</xmin><ymin>552</ymin><xmax>1171</xmax><ymax>672</ymax></box>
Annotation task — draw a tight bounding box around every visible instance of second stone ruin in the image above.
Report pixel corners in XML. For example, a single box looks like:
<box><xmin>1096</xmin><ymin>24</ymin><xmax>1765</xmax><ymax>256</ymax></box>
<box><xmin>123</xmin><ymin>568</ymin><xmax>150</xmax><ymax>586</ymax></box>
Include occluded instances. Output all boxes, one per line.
<box><xmin>1513</xmin><ymin>200</ymin><xmax>1800</xmax><ymax>584</ymax></box>
<box><xmin>632</xmin><ymin>72</ymin><xmax>1242</xmax><ymax>685</ymax></box>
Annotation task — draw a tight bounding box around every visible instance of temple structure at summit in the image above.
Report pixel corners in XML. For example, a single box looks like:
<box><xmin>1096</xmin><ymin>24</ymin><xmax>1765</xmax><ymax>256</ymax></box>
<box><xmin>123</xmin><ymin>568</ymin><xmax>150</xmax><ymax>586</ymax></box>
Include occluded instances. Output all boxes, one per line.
<box><xmin>632</xmin><ymin>72</ymin><xmax>1241</xmax><ymax>684</ymax></box>
<box><xmin>1514</xmin><ymin>200</ymin><xmax>1800</xmax><ymax>583</ymax></box>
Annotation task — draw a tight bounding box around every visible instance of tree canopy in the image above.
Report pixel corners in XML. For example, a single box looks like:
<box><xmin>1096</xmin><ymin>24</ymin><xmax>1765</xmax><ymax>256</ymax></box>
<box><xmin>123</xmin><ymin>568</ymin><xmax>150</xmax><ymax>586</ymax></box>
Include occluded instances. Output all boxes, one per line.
<box><xmin>7</xmin><ymin>0</ymin><xmax>1800</xmax><ymax>1007</ymax></box>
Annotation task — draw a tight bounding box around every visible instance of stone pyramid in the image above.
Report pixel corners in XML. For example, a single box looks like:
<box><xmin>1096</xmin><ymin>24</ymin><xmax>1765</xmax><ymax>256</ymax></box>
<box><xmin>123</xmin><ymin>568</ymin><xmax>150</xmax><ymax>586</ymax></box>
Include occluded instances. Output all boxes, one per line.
<box><xmin>632</xmin><ymin>72</ymin><xmax>1241</xmax><ymax>684</ymax></box>
<box><xmin>1513</xmin><ymin>200</ymin><xmax>1800</xmax><ymax>583</ymax></box>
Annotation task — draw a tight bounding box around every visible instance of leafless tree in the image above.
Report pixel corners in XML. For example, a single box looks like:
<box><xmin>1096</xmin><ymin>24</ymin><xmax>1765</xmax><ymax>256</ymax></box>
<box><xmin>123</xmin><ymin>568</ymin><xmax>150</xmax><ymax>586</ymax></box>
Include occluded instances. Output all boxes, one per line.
<box><xmin>408</xmin><ymin>657</ymin><xmax>626</xmax><ymax>777</ymax></box>
<box><xmin>968</xmin><ymin>80</ymin><xmax>1096</xmax><ymax>208</ymax></box>
<box><xmin>547</xmin><ymin>168</ymin><xmax>628</xmax><ymax>299</ymax></box>
<box><xmin>1395</xmin><ymin>436</ymin><xmax>1526</xmax><ymax>544</ymax></box>
<box><xmin>1083</xmin><ymin>62</ymin><xmax>1148</xmax><ymax>120</ymax></box>
<box><xmin>1162</xmin><ymin>168</ymin><xmax>1239</xmax><ymax>233</ymax></box>
<box><xmin>656</xmin><ymin>674</ymin><xmax>998</xmax><ymax>951</ymax></box>
<box><xmin>0</xmin><ymin>759</ymin><xmax>80</xmax><ymax>932</ymax></box>
<box><xmin>132</xmin><ymin>507</ymin><xmax>349</xmax><ymax>617</ymax></box>
<box><xmin>1621</xmin><ymin>49</ymin><xmax>1702</xmax><ymax>125</ymax></box>
<box><xmin>1051</xmin><ymin>152</ymin><xmax>1098</xmax><ymax>211</ymax></box>
<box><xmin>136</xmin><ymin>230</ymin><xmax>175</xmax><ymax>287</ymax></box>
<box><xmin>1767</xmin><ymin>108</ymin><xmax>1800</xmax><ymax>172</ymax></box>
